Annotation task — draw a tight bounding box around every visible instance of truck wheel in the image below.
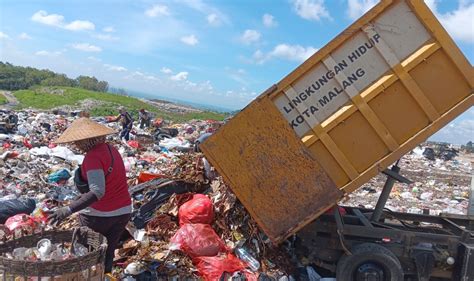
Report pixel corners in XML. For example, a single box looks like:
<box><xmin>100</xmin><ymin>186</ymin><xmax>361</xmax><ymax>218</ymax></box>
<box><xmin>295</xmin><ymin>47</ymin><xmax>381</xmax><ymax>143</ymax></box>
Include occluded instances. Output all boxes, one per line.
<box><xmin>336</xmin><ymin>243</ymin><xmax>403</xmax><ymax>281</ymax></box>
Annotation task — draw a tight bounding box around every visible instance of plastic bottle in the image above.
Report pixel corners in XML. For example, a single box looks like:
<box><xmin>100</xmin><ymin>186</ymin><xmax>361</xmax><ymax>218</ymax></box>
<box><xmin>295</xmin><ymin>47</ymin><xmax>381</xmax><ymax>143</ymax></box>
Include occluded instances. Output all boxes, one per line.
<box><xmin>235</xmin><ymin>247</ymin><xmax>260</xmax><ymax>272</ymax></box>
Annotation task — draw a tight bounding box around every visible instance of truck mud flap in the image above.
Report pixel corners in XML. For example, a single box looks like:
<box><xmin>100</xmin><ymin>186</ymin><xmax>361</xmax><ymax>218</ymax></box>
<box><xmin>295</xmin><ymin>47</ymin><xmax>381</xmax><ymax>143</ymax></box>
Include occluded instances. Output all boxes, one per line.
<box><xmin>453</xmin><ymin>243</ymin><xmax>474</xmax><ymax>281</ymax></box>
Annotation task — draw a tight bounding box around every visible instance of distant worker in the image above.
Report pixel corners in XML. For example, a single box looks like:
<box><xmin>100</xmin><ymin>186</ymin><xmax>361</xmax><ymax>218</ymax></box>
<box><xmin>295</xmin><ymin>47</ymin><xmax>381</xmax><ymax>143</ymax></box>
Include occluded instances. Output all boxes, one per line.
<box><xmin>79</xmin><ymin>111</ymin><xmax>90</xmax><ymax>118</ymax></box>
<box><xmin>109</xmin><ymin>107</ymin><xmax>133</xmax><ymax>141</ymax></box>
<box><xmin>138</xmin><ymin>108</ymin><xmax>151</xmax><ymax>129</ymax></box>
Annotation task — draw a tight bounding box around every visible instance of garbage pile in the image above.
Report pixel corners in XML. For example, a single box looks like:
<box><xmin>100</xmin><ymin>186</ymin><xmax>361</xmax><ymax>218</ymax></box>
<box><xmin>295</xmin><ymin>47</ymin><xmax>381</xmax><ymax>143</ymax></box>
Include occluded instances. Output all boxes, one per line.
<box><xmin>0</xmin><ymin>110</ymin><xmax>303</xmax><ymax>280</ymax></box>
<box><xmin>0</xmin><ymin>109</ymin><xmax>471</xmax><ymax>280</ymax></box>
<box><xmin>344</xmin><ymin>144</ymin><xmax>473</xmax><ymax>216</ymax></box>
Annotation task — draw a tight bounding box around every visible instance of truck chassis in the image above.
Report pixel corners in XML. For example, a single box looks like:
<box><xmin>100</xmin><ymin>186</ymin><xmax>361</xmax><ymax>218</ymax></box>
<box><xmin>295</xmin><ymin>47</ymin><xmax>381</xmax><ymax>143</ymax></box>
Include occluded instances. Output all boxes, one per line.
<box><xmin>297</xmin><ymin>164</ymin><xmax>474</xmax><ymax>280</ymax></box>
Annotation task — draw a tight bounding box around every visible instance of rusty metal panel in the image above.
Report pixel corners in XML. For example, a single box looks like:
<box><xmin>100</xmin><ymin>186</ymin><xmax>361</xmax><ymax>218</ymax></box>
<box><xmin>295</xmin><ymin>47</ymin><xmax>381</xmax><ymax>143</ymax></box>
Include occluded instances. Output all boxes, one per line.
<box><xmin>200</xmin><ymin>97</ymin><xmax>342</xmax><ymax>242</ymax></box>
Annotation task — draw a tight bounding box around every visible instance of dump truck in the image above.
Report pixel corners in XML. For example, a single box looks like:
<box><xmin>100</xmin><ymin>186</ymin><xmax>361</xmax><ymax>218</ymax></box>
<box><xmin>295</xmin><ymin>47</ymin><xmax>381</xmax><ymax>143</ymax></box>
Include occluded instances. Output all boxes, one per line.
<box><xmin>200</xmin><ymin>0</ymin><xmax>473</xmax><ymax>280</ymax></box>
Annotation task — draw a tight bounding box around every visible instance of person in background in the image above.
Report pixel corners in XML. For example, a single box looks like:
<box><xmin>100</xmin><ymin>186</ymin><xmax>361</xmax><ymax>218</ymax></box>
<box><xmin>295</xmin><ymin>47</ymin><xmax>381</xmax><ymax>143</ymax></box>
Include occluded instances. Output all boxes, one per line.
<box><xmin>109</xmin><ymin>107</ymin><xmax>133</xmax><ymax>141</ymax></box>
<box><xmin>48</xmin><ymin>118</ymin><xmax>132</xmax><ymax>275</ymax></box>
<box><xmin>138</xmin><ymin>108</ymin><xmax>151</xmax><ymax>129</ymax></box>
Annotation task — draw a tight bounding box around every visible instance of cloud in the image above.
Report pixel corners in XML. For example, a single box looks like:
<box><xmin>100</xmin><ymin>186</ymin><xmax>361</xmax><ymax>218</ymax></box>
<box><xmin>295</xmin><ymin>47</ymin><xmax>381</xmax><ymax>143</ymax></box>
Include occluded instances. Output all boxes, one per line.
<box><xmin>103</xmin><ymin>26</ymin><xmax>115</xmax><ymax>33</ymax></box>
<box><xmin>31</xmin><ymin>10</ymin><xmax>64</xmax><ymax>27</ymax></box>
<box><xmin>35</xmin><ymin>50</ymin><xmax>62</xmax><ymax>56</ymax></box>
<box><xmin>145</xmin><ymin>4</ymin><xmax>170</xmax><ymax>17</ymax></box>
<box><xmin>71</xmin><ymin>43</ymin><xmax>102</xmax><ymax>52</ymax></box>
<box><xmin>104</xmin><ymin>64</ymin><xmax>127</xmax><ymax>72</ymax></box>
<box><xmin>291</xmin><ymin>0</ymin><xmax>331</xmax><ymax>21</ymax></box>
<box><xmin>207</xmin><ymin>13</ymin><xmax>221</xmax><ymax>26</ymax></box>
<box><xmin>427</xmin><ymin>0</ymin><xmax>474</xmax><ymax>43</ymax></box>
<box><xmin>144</xmin><ymin>75</ymin><xmax>158</xmax><ymax>81</ymax></box>
<box><xmin>263</xmin><ymin>13</ymin><xmax>278</xmax><ymax>27</ymax></box>
<box><xmin>64</xmin><ymin>20</ymin><xmax>95</xmax><ymax>31</ymax></box>
<box><xmin>180</xmin><ymin>34</ymin><xmax>199</xmax><ymax>46</ymax></box>
<box><xmin>227</xmin><ymin>68</ymin><xmax>248</xmax><ymax>85</ymax></box>
<box><xmin>177</xmin><ymin>0</ymin><xmax>230</xmax><ymax>25</ymax></box>
<box><xmin>170</xmin><ymin>71</ymin><xmax>189</xmax><ymax>81</ymax></box>
<box><xmin>240</xmin><ymin>29</ymin><xmax>261</xmax><ymax>45</ymax></box>
<box><xmin>161</xmin><ymin>67</ymin><xmax>173</xmax><ymax>74</ymax></box>
<box><xmin>253</xmin><ymin>44</ymin><xmax>318</xmax><ymax>63</ymax></box>
<box><xmin>87</xmin><ymin>56</ymin><xmax>101</xmax><ymax>62</ymax></box>
<box><xmin>93</xmin><ymin>34</ymin><xmax>119</xmax><ymax>41</ymax></box>
<box><xmin>0</xmin><ymin>32</ymin><xmax>10</xmax><ymax>39</ymax></box>
<box><xmin>31</xmin><ymin>10</ymin><xmax>95</xmax><ymax>31</ymax></box>
<box><xmin>347</xmin><ymin>0</ymin><xmax>377</xmax><ymax>20</ymax></box>
<box><xmin>124</xmin><ymin>71</ymin><xmax>160</xmax><ymax>81</ymax></box>
<box><xmin>18</xmin><ymin>32</ymin><xmax>32</xmax><ymax>40</ymax></box>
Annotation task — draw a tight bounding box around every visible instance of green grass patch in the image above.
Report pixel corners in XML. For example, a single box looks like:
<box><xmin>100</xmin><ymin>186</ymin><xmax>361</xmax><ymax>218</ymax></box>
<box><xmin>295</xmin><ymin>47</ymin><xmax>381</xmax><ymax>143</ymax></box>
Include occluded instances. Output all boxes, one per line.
<box><xmin>14</xmin><ymin>86</ymin><xmax>227</xmax><ymax>122</ymax></box>
<box><xmin>0</xmin><ymin>93</ymin><xmax>7</xmax><ymax>104</ymax></box>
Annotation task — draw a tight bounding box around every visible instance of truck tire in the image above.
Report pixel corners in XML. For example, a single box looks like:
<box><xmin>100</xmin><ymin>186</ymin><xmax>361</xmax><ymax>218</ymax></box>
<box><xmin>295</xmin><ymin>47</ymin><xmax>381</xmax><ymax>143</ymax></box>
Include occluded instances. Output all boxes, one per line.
<box><xmin>336</xmin><ymin>243</ymin><xmax>403</xmax><ymax>281</ymax></box>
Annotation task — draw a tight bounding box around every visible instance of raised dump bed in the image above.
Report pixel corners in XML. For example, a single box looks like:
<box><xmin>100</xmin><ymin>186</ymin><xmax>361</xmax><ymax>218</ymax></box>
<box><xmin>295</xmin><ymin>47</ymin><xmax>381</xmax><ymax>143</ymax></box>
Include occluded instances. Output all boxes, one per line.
<box><xmin>201</xmin><ymin>0</ymin><xmax>473</xmax><ymax>243</ymax></box>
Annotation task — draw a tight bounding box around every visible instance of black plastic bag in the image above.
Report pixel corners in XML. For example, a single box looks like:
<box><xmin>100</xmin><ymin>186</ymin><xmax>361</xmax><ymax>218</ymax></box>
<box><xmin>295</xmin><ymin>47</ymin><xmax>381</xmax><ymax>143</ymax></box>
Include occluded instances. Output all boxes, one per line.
<box><xmin>0</xmin><ymin>198</ymin><xmax>36</xmax><ymax>224</ymax></box>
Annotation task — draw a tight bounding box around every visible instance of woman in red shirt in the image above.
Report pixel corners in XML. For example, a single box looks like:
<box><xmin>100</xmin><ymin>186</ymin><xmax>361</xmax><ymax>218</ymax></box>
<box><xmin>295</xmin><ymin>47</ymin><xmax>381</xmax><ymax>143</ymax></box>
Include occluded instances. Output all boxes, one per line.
<box><xmin>49</xmin><ymin>117</ymin><xmax>132</xmax><ymax>274</ymax></box>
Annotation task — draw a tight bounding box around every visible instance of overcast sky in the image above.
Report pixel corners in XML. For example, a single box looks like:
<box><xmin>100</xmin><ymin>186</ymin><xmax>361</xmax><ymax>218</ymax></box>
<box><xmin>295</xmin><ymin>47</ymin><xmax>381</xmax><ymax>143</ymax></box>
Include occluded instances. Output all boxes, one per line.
<box><xmin>0</xmin><ymin>0</ymin><xmax>472</xmax><ymax>144</ymax></box>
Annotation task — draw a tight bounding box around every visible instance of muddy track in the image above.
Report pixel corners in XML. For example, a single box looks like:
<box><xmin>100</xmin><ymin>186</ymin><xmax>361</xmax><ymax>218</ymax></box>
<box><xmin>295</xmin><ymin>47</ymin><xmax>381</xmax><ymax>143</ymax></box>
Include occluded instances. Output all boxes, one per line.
<box><xmin>0</xmin><ymin>91</ymin><xmax>19</xmax><ymax>110</ymax></box>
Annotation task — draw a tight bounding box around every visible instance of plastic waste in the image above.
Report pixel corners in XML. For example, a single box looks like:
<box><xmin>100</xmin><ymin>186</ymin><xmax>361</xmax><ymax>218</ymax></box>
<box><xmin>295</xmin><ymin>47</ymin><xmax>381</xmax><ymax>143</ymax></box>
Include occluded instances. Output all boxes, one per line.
<box><xmin>73</xmin><ymin>243</ymin><xmax>89</xmax><ymax>257</ymax></box>
<box><xmin>193</xmin><ymin>253</ymin><xmax>257</xmax><ymax>281</ymax></box>
<box><xmin>178</xmin><ymin>194</ymin><xmax>214</xmax><ymax>226</ymax></box>
<box><xmin>133</xmin><ymin>229</ymin><xmax>150</xmax><ymax>247</ymax></box>
<box><xmin>0</xmin><ymin>134</ymin><xmax>10</xmax><ymax>141</ymax></box>
<box><xmin>234</xmin><ymin>247</ymin><xmax>260</xmax><ymax>272</ymax></box>
<box><xmin>306</xmin><ymin>266</ymin><xmax>322</xmax><ymax>281</ymax></box>
<box><xmin>127</xmin><ymin>140</ymin><xmax>141</xmax><ymax>149</ymax></box>
<box><xmin>400</xmin><ymin>191</ymin><xmax>413</xmax><ymax>199</ymax></box>
<box><xmin>137</xmin><ymin>172</ymin><xmax>163</xmax><ymax>183</ymax></box>
<box><xmin>47</xmin><ymin>169</ymin><xmax>71</xmax><ymax>183</ymax></box>
<box><xmin>420</xmin><ymin>192</ymin><xmax>433</xmax><ymax>201</ymax></box>
<box><xmin>5</xmin><ymin>214</ymin><xmax>37</xmax><ymax>232</ymax></box>
<box><xmin>12</xmin><ymin>247</ymin><xmax>28</xmax><ymax>260</ymax></box>
<box><xmin>169</xmin><ymin>224</ymin><xmax>227</xmax><ymax>257</ymax></box>
<box><xmin>37</xmin><ymin>239</ymin><xmax>53</xmax><ymax>259</ymax></box>
<box><xmin>124</xmin><ymin>262</ymin><xmax>146</xmax><ymax>275</ymax></box>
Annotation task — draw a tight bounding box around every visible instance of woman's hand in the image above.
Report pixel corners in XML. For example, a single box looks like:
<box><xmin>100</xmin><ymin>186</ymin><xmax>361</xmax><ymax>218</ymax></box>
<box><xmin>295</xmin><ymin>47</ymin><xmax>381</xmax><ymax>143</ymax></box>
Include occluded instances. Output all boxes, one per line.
<box><xmin>48</xmin><ymin>207</ymin><xmax>72</xmax><ymax>226</ymax></box>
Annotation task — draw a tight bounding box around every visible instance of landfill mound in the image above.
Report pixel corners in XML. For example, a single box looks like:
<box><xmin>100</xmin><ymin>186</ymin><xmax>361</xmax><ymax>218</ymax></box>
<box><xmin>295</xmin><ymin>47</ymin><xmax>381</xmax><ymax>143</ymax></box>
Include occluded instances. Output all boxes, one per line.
<box><xmin>0</xmin><ymin>110</ymin><xmax>471</xmax><ymax>280</ymax></box>
<box><xmin>0</xmin><ymin>110</ymin><xmax>297</xmax><ymax>280</ymax></box>
<box><xmin>345</xmin><ymin>145</ymin><xmax>472</xmax><ymax>216</ymax></box>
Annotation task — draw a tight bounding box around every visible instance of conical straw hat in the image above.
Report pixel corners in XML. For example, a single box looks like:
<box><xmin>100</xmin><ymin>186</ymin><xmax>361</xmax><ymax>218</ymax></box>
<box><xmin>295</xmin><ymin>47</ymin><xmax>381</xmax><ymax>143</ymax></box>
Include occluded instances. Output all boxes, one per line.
<box><xmin>55</xmin><ymin>117</ymin><xmax>116</xmax><ymax>144</ymax></box>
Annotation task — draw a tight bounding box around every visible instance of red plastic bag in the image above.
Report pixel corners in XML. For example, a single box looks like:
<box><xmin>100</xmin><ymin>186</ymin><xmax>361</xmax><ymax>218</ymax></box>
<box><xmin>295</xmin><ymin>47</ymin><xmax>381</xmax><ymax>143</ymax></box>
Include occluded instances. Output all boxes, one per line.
<box><xmin>169</xmin><ymin>224</ymin><xmax>227</xmax><ymax>257</ymax></box>
<box><xmin>137</xmin><ymin>172</ymin><xmax>164</xmax><ymax>183</ymax></box>
<box><xmin>178</xmin><ymin>194</ymin><xmax>214</xmax><ymax>226</ymax></box>
<box><xmin>23</xmin><ymin>139</ymin><xmax>32</xmax><ymax>149</ymax></box>
<box><xmin>6</xmin><ymin>151</ymin><xmax>19</xmax><ymax>159</ymax></box>
<box><xmin>140</xmin><ymin>155</ymin><xmax>157</xmax><ymax>163</ymax></box>
<box><xmin>127</xmin><ymin>140</ymin><xmax>140</xmax><ymax>149</ymax></box>
<box><xmin>5</xmin><ymin>214</ymin><xmax>37</xmax><ymax>231</ymax></box>
<box><xmin>193</xmin><ymin>253</ymin><xmax>251</xmax><ymax>281</ymax></box>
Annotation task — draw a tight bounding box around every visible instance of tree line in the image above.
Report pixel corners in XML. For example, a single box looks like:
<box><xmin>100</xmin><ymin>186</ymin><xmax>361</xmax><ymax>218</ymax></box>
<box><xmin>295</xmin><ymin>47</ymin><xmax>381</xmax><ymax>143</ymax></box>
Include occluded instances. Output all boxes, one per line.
<box><xmin>0</xmin><ymin>62</ymin><xmax>109</xmax><ymax>92</ymax></box>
